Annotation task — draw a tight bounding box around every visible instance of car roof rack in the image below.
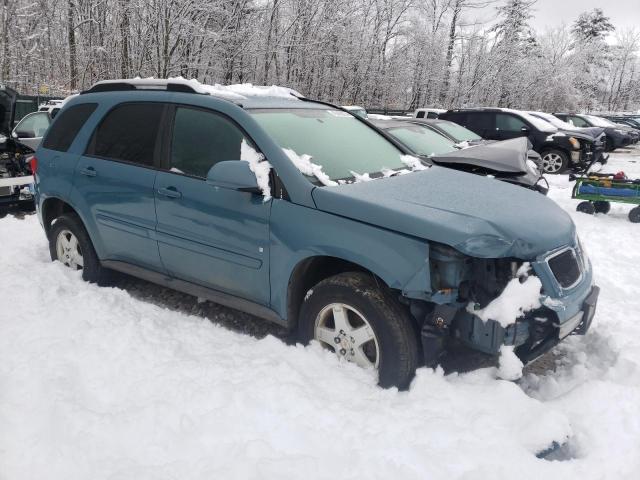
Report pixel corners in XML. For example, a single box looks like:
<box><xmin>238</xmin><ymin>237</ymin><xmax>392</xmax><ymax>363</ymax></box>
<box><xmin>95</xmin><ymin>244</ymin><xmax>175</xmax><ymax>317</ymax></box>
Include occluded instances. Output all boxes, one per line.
<box><xmin>82</xmin><ymin>78</ymin><xmax>203</xmax><ymax>94</ymax></box>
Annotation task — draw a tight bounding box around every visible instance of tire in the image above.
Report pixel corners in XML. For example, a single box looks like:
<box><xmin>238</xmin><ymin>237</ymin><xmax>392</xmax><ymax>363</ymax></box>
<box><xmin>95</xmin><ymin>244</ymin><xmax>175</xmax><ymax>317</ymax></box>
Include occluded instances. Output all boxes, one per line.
<box><xmin>541</xmin><ymin>149</ymin><xmax>569</xmax><ymax>174</ymax></box>
<box><xmin>629</xmin><ymin>207</ymin><xmax>640</xmax><ymax>223</ymax></box>
<box><xmin>298</xmin><ymin>272</ymin><xmax>419</xmax><ymax>389</ymax></box>
<box><xmin>593</xmin><ymin>201</ymin><xmax>611</xmax><ymax>214</ymax></box>
<box><xmin>49</xmin><ymin>213</ymin><xmax>109</xmax><ymax>284</ymax></box>
<box><xmin>576</xmin><ymin>201</ymin><xmax>595</xmax><ymax>215</ymax></box>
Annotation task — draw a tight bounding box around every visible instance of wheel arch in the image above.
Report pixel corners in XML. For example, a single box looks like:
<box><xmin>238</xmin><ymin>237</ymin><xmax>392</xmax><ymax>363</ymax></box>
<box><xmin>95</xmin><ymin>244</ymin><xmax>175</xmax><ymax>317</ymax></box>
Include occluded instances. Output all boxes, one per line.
<box><xmin>41</xmin><ymin>197</ymin><xmax>80</xmax><ymax>238</ymax></box>
<box><xmin>285</xmin><ymin>255</ymin><xmax>398</xmax><ymax>330</ymax></box>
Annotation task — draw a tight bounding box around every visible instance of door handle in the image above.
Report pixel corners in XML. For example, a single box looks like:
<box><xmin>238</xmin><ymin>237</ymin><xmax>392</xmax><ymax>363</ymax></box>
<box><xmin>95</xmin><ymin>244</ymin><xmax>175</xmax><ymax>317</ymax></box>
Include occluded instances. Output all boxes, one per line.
<box><xmin>80</xmin><ymin>167</ymin><xmax>97</xmax><ymax>177</ymax></box>
<box><xmin>157</xmin><ymin>187</ymin><xmax>182</xmax><ymax>199</ymax></box>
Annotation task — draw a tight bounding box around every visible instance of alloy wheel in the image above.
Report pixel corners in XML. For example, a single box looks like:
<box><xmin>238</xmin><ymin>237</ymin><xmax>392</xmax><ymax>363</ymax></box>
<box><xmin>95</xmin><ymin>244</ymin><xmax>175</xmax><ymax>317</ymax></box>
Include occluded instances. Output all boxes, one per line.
<box><xmin>314</xmin><ymin>303</ymin><xmax>380</xmax><ymax>368</ymax></box>
<box><xmin>55</xmin><ymin>229</ymin><xmax>84</xmax><ymax>270</ymax></box>
<box><xmin>542</xmin><ymin>153</ymin><xmax>564</xmax><ymax>173</ymax></box>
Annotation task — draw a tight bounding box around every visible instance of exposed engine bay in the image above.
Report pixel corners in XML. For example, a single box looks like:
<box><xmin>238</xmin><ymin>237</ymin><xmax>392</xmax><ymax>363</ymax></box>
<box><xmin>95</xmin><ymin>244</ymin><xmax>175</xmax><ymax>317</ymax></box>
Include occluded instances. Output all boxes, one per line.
<box><xmin>0</xmin><ymin>137</ymin><xmax>35</xmax><ymax>216</ymax></box>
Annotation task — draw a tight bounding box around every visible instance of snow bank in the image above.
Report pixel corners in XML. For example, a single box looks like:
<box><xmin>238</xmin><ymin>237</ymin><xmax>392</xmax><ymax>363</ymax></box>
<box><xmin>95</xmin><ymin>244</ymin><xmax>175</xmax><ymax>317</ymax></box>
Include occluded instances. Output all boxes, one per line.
<box><xmin>241</xmin><ymin>140</ymin><xmax>272</xmax><ymax>201</ymax></box>
<box><xmin>282</xmin><ymin>148</ymin><xmax>337</xmax><ymax>186</ymax></box>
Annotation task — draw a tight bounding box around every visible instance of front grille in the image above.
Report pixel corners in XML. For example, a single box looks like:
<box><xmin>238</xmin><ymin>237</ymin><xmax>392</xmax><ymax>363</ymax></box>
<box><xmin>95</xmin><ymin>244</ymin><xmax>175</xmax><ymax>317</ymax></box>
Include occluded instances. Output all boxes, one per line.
<box><xmin>548</xmin><ymin>249</ymin><xmax>581</xmax><ymax>289</ymax></box>
<box><xmin>0</xmin><ymin>186</ymin><xmax>12</xmax><ymax>197</ymax></box>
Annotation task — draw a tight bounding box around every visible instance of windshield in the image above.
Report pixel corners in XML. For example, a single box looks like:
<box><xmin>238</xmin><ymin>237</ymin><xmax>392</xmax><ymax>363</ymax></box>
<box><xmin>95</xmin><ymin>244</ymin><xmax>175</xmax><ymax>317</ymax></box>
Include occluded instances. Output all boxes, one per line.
<box><xmin>584</xmin><ymin>115</ymin><xmax>616</xmax><ymax>128</ymax></box>
<box><xmin>386</xmin><ymin>125</ymin><xmax>456</xmax><ymax>156</ymax></box>
<box><xmin>435</xmin><ymin>121</ymin><xmax>482</xmax><ymax>142</ymax></box>
<box><xmin>251</xmin><ymin>107</ymin><xmax>408</xmax><ymax>181</ymax></box>
<box><xmin>529</xmin><ymin>112</ymin><xmax>577</xmax><ymax>131</ymax></box>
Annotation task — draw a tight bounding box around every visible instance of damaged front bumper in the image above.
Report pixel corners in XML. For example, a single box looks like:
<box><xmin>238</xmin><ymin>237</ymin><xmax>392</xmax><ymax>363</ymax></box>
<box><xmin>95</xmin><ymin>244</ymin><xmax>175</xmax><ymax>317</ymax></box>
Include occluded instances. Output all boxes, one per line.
<box><xmin>422</xmin><ymin>242</ymin><xmax>599</xmax><ymax>365</ymax></box>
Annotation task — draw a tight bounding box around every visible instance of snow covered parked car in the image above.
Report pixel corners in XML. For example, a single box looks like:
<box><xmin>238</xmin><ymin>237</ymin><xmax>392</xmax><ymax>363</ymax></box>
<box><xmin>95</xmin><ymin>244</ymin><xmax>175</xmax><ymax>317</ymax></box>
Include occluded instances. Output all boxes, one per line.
<box><xmin>33</xmin><ymin>79</ymin><xmax>599</xmax><ymax>388</ymax></box>
<box><xmin>370</xmin><ymin>118</ymin><xmax>547</xmax><ymax>193</ymax></box>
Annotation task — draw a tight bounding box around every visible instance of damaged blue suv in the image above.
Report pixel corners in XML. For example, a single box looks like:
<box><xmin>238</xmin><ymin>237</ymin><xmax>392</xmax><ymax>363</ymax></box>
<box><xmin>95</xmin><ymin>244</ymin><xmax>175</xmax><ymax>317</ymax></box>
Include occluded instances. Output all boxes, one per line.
<box><xmin>33</xmin><ymin>79</ymin><xmax>599</xmax><ymax>388</ymax></box>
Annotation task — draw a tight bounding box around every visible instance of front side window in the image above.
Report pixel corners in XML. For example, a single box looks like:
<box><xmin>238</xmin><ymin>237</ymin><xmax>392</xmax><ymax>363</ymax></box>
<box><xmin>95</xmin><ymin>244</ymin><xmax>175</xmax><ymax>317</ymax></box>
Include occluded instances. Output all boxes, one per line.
<box><xmin>15</xmin><ymin>112</ymin><xmax>50</xmax><ymax>137</ymax></box>
<box><xmin>387</xmin><ymin>125</ymin><xmax>456</xmax><ymax>156</ymax></box>
<box><xmin>496</xmin><ymin>113</ymin><xmax>527</xmax><ymax>132</ymax></box>
<box><xmin>43</xmin><ymin>103</ymin><xmax>97</xmax><ymax>152</ymax></box>
<box><xmin>250</xmin><ymin>107</ymin><xmax>407</xmax><ymax>181</ymax></box>
<box><xmin>88</xmin><ymin>103</ymin><xmax>163</xmax><ymax>166</ymax></box>
<box><xmin>169</xmin><ymin>107</ymin><xmax>250</xmax><ymax>178</ymax></box>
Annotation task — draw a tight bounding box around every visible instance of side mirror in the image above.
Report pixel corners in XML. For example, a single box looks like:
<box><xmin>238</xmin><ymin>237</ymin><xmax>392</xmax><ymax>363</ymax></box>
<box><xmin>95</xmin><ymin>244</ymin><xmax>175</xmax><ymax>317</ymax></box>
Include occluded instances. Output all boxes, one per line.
<box><xmin>14</xmin><ymin>129</ymin><xmax>36</xmax><ymax>139</ymax></box>
<box><xmin>520</xmin><ymin>126</ymin><xmax>530</xmax><ymax>133</ymax></box>
<box><xmin>206</xmin><ymin>160</ymin><xmax>262</xmax><ymax>194</ymax></box>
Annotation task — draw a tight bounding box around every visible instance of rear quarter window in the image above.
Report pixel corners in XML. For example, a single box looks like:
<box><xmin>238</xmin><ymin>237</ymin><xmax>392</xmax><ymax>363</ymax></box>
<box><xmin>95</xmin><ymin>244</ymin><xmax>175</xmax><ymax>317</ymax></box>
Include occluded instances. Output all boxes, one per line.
<box><xmin>42</xmin><ymin>103</ymin><xmax>98</xmax><ymax>152</ymax></box>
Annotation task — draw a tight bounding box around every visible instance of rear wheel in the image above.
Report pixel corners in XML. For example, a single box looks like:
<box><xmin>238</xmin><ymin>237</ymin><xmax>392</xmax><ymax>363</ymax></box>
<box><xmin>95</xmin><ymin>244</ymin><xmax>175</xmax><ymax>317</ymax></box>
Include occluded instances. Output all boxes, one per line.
<box><xmin>593</xmin><ymin>201</ymin><xmax>611</xmax><ymax>214</ymax></box>
<box><xmin>629</xmin><ymin>207</ymin><xmax>640</xmax><ymax>223</ymax></box>
<box><xmin>577</xmin><ymin>201</ymin><xmax>595</xmax><ymax>215</ymax></box>
<box><xmin>541</xmin><ymin>149</ymin><xmax>569</xmax><ymax>174</ymax></box>
<box><xmin>49</xmin><ymin>213</ymin><xmax>109</xmax><ymax>284</ymax></box>
<box><xmin>298</xmin><ymin>272</ymin><xmax>419</xmax><ymax>389</ymax></box>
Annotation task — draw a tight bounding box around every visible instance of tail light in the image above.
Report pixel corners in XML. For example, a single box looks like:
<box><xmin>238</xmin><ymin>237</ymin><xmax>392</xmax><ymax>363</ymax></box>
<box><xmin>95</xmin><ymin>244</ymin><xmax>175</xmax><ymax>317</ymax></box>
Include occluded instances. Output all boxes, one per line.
<box><xmin>29</xmin><ymin>156</ymin><xmax>38</xmax><ymax>175</ymax></box>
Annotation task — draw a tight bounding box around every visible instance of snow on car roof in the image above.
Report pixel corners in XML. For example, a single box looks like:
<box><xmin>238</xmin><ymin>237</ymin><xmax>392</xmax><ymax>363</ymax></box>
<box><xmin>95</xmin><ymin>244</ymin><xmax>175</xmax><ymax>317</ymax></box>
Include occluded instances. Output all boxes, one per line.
<box><xmin>86</xmin><ymin>77</ymin><xmax>303</xmax><ymax>102</ymax></box>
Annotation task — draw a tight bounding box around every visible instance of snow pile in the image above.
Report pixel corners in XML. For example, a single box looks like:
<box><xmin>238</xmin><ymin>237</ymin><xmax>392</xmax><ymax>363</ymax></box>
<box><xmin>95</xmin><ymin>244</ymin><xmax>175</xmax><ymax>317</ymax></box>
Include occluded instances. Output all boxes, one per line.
<box><xmin>240</xmin><ymin>140</ymin><xmax>272</xmax><ymax>201</ymax></box>
<box><xmin>469</xmin><ymin>274</ymin><xmax>542</xmax><ymax>328</ymax></box>
<box><xmin>282</xmin><ymin>148</ymin><xmax>337</xmax><ymax>186</ymax></box>
<box><xmin>498</xmin><ymin>345</ymin><xmax>525</xmax><ymax>381</ymax></box>
<box><xmin>349</xmin><ymin>171</ymin><xmax>373</xmax><ymax>182</ymax></box>
<box><xmin>401</xmin><ymin>154</ymin><xmax>428</xmax><ymax>171</ymax></box>
<box><xmin>455</xmin><ymin>141</ymin><xmax>471</xmax><ymax>149</ymax></box>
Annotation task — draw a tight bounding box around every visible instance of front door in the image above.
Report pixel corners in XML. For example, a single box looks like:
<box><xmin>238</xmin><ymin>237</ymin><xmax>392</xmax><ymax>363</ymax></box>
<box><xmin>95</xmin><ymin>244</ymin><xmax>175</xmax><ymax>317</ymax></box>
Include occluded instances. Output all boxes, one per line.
<box><xmin>71</xmin><ymin>102</ymin><xmax>165</xmax><ymax>272</ymax></box>
<box><xmin>154</xmin><ymin>105</ymin><xmax>271</xmax><ymax>305</ymax></box>
<box><xmin>494</xmin><ymin>113</ymin><xmax>531</xmax><ymax>141</ymax></box>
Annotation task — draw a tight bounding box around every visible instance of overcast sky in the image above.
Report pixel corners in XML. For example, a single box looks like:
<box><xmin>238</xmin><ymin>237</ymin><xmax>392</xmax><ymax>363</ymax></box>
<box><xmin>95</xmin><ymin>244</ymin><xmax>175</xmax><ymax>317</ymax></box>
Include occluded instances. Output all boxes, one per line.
<box><xmin>476</xmin><ymin>0</ymin><xmax>640</xmax><ymax>37</ymax></box>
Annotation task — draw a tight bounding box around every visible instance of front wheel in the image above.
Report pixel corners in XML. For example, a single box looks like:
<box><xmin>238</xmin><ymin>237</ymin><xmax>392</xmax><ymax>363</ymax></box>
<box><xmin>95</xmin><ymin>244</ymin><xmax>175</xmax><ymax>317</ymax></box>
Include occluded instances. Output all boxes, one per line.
<box><xmin>49</xmin><ymin>213</ymin><xmax>109</xmax><ymax>283</ymax></box>
<box><xmin>629</xmin><ymin>207</ymin><xmax>640</xmax><ymax>223</ymax></box>
<box><xmin>541</xmin><ymin>149</ymin><xmax>569</xmax><ymax>174</ymax></box>
<box><xmin>298</xmin><ymin>272</ymin><xmax>419</xmax><ymax>389</ymax></box>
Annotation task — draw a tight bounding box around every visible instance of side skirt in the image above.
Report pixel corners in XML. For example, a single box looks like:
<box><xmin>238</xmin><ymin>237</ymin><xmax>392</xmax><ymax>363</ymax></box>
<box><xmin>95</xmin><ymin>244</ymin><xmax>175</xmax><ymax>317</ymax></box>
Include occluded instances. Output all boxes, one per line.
<box><xmin>102</xmin><ymin>260</ymin><xmax>287</xmax><ymax>328</ymax></box>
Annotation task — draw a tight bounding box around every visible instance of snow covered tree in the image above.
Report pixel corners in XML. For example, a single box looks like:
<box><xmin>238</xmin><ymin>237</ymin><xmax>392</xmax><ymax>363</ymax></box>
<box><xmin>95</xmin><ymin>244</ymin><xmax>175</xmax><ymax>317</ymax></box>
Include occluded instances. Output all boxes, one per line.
<box><xmin>571</xmin><ymin>8</ymin><xmax>614</xmax><ymax>42</ymax></box>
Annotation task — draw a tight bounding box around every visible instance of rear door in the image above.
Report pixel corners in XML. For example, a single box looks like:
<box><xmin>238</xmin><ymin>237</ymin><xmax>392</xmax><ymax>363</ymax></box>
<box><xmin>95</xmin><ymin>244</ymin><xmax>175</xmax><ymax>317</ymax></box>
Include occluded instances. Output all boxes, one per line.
<box><xmin>154</xmin><ymin>105</ymin><xmax>271</xmax><ymax>305</ymax></box>
<box><xmin>71</xmin><ymin>102</ymin><xmax>165</xmax><ymax>271</ymax></box>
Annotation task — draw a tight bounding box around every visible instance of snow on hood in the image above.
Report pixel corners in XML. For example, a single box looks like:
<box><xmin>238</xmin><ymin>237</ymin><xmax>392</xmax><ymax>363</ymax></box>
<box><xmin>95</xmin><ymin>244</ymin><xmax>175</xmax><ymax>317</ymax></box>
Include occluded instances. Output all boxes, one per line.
<box><xmin>312</xmin><ymin>166</ymin><xmax>575</xmax><ymax>259</ymax></box>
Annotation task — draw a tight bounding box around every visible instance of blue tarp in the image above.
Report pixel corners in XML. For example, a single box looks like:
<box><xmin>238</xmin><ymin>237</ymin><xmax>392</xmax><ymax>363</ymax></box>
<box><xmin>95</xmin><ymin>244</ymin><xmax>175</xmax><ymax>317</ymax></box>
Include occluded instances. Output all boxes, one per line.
<box><xmin>579</xmin><ymin>184</ymin><xmax>638</xmax><ymax>198</ymax></box>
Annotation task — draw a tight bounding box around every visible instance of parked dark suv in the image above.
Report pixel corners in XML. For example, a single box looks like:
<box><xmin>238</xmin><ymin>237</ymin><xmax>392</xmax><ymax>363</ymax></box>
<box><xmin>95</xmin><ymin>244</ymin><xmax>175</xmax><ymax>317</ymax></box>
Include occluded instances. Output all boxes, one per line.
<box><xmin>440</xmin><ymin>108</ymin><xmax>602</xmax><ymax>174</ymax></box>
<box><xmin>33</xmin><ymin>79</ymin><xmax>599</xmax><ymax>388</ymax></box>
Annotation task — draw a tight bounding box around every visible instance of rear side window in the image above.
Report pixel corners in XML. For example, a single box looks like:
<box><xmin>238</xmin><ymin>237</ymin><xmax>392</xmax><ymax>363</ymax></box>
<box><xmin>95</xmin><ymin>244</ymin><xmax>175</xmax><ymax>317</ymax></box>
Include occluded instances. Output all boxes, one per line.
<box><xmin>466</xmin><ymin>112</ymin><xmax>494</xmax><ymax>132</ymax></box>
<box><xmin>416</xmin><ymin>111</ymin><xmax>425</xmax><ymax>118</ymax></box>
<box><xmin>42</xmin><ymin>103</ymin><xmax>97</xmax><ymax>152</ymax></box>
<box><xmin>169</xmin><ymin>107</ymin><xmax>248</xmax><ymax>178</ymax></box>
<box><xmin>442</xmin><ymin>112</ymin><xmax>467</xmax><ymax>125</ymax></box>
<box><xmin>88</xmin><ymin>103</ymin><xmax>163</xmax><ymax>166</ymax></box>
<box><xmin>426</xmin><ymin>112</ymin><xmax>438</xmax><ymax>119</ymax></box>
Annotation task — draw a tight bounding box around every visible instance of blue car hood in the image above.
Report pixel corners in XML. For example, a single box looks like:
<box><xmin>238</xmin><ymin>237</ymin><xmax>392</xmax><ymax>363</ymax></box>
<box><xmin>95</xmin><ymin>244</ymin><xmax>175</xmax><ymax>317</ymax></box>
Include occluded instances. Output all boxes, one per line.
<box><xmin>311</xmin><ymin>166</ymin><xmax>575</xmax><ymax>259</ymax></box>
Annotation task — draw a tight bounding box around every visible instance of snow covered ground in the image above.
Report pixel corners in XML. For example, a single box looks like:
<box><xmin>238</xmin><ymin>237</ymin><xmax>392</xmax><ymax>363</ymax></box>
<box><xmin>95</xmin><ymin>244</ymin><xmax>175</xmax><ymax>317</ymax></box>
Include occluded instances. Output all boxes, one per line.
<box><xmin>1</xmin><ymin>149</ymin><xmax>639</xmax><ymax>480</ymax></box>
